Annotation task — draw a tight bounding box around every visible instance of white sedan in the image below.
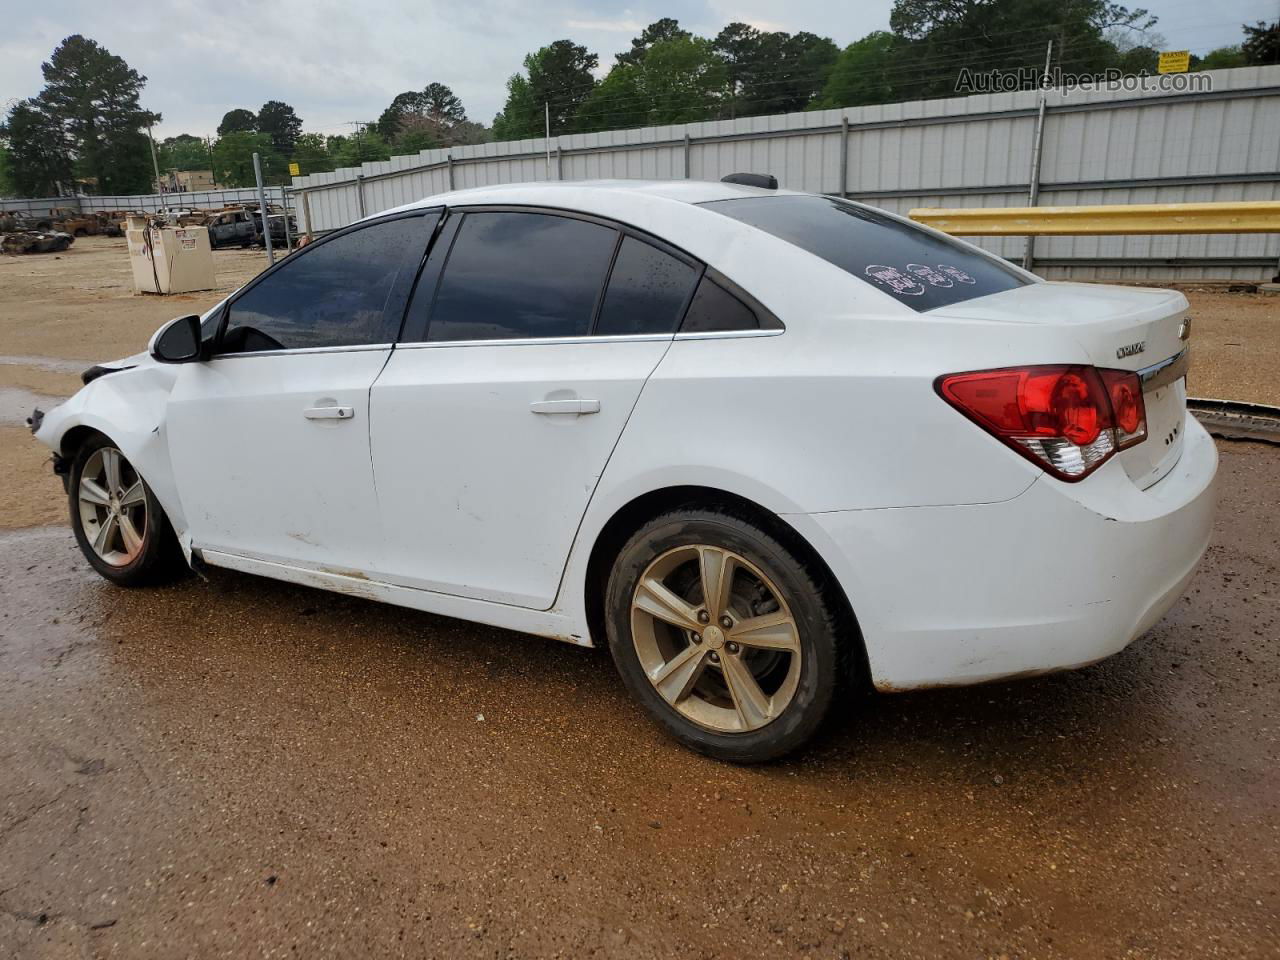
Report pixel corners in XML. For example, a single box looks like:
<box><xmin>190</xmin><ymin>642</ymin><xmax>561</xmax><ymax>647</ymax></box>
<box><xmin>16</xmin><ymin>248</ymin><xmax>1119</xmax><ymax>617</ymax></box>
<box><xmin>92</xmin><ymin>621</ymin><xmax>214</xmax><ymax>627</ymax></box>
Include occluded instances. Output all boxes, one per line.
<box><xmin>32</xmin><ymin>178</ymin><xmax>1217</xmax><ymax>762</ymax></box>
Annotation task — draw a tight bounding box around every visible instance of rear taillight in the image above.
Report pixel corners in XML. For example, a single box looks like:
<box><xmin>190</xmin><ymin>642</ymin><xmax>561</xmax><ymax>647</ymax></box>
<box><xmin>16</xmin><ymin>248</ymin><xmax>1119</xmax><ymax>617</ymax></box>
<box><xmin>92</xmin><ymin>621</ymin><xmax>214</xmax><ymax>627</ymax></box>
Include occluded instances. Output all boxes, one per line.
<box><xmin>936</xmin><ymin>364</ymin><xmax>1147</xmax><ymax>482</ymax></box>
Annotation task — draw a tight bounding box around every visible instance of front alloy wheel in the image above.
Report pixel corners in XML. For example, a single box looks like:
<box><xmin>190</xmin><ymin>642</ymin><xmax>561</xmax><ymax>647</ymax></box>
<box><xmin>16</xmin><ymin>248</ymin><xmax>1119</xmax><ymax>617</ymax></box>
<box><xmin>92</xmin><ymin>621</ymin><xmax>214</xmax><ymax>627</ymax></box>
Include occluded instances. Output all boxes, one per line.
<box><xmin>606</xmin><ymin>506</ymin><xmax>848</xmax><ymax>762</ymax></box>
<box><xmin>68</xmin><ymin>436</ymin><xmax>184</xmax><ymax>586</ymax></box>
<box><xmin>77</xmin><ymin>446</ymin><xmax>149</xmax><ymax>566</ymax></box>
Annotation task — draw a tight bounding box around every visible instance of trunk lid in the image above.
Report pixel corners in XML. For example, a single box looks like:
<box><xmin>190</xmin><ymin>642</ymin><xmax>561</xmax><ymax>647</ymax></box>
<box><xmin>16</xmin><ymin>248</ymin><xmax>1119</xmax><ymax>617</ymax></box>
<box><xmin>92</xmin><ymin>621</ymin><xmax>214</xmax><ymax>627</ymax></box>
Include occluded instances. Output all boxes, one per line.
<box><xmin>933</xmin><ymin>281</ymin><xmax>1191</xmax><ymax>489</ymax></box>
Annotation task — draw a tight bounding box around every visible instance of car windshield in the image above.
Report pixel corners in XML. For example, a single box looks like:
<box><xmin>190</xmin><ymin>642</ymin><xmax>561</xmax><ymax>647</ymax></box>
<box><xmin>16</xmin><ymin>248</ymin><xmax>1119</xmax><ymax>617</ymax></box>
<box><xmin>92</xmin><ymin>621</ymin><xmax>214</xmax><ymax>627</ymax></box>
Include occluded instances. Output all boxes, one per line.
<box><xmin>700</xmin><ymin>194</ymin><xmax>1029</xmax><ymax>312</ymax></box>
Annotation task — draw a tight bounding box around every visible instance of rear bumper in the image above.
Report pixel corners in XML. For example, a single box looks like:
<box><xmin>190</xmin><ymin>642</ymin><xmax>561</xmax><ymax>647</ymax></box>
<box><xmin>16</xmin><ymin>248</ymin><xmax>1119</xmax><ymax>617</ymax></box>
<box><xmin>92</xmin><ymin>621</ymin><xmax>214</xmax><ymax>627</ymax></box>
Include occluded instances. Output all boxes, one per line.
<box><xmin>800</xmin><ymin>414</ymin><xmax>1218</xmax><ymax>690</ymax></box>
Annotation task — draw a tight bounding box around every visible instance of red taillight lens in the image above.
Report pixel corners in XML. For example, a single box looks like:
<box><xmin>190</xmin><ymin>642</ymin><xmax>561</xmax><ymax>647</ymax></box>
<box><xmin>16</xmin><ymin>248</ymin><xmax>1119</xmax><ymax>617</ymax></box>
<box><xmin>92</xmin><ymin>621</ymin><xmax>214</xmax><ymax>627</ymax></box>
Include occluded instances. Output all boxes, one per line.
<box><xmin>936</xmin><ymin>364</ymin><xmax>1147</xmax><ymax>481</ymax></box>
<box><xmin>1099</xmin><ymin>369</ymin><xmax>1147</xmax><ymax>448</ymax></box>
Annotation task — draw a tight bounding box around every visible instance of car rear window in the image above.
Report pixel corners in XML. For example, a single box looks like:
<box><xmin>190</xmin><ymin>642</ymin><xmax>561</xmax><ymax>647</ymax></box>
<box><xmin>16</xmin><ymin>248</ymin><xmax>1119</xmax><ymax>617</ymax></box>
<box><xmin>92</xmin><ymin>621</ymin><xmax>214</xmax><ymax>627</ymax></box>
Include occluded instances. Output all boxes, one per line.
<box><xmin>700</xmin><ymin>195</ymin><xmax>1028</xmax><ymax>312</ymax></box>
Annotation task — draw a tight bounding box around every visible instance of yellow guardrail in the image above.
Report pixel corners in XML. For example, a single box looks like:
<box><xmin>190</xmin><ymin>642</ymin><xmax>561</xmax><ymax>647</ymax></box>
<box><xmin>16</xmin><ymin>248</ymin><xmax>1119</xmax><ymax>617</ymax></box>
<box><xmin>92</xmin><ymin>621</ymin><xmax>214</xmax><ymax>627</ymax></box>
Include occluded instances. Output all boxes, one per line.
<box><xmin>908</xmin><ymin>201</ymin><xmax>1280</xmax><ymax>236</ymax></box>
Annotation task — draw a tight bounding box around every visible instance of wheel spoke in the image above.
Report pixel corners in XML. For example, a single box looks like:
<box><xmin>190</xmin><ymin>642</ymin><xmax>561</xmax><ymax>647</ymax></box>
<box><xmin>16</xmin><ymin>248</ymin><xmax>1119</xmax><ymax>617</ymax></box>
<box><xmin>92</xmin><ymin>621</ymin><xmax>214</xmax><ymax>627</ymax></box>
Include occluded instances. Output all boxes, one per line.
<box><xmin>698</xmin><ymin>546</ymin><xmax>734</xmax><ymax>620</ymax></box>
<box><xmin>101</xmin><ymin>448</ymin><xmax>122</xmax><ymax>493</ymax></box>
<box><xmin>634</xmin><ymin>576</ymin><xmax>702</xmax><ymax>632</ymax></box>
<box><xmin>119</xmin><ymin>480</ymin><xmax>146</xmax><ymax>508</ymax></box>
<box><xmin>118</xmin><ymin>513</ymin><xmax>143</xmax><ymax>557</ymax></box>
<box><xmin>649</xmin><ymin>643</ymin><xmax>709</xmax><ymax>706</ymax></box>
<box><xmin>79</xmin><ymin>478</ymin><xmax>111</xmax><ymax>507</ymax></box>
<box><xmin>721</xmin><ymin>653</ymin><xmax>773</xmax><ymax>730</ymax></box>
<box><xmin>728</xmin><ymin>611</ymin><xmax>800</xmax><ymax>652</ymax></box>
<box><xmin>92</xmin><ymin>513</ymin><xmax>118</xmax><ymax>556</ymax></box>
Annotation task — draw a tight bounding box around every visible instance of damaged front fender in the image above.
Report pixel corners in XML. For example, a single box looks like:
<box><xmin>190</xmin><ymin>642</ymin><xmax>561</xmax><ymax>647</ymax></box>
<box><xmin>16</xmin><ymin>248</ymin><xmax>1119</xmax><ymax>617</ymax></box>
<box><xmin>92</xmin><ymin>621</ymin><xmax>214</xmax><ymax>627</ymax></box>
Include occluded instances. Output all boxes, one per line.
<box><xmin>34</xmin><ymin>360</ymin><xmax>190</xmax><ymax>553</ymax></box>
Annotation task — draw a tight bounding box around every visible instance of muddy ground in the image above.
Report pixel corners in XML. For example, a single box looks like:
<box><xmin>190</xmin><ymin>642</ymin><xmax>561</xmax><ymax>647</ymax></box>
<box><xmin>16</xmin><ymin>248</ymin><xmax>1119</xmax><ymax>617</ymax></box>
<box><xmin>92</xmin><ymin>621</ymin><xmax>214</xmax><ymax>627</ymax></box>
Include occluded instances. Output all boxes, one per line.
<box><xmin>0</xmin><ymin>234</ymin><xmax>1277</xmax><ymax>958</ymax></box>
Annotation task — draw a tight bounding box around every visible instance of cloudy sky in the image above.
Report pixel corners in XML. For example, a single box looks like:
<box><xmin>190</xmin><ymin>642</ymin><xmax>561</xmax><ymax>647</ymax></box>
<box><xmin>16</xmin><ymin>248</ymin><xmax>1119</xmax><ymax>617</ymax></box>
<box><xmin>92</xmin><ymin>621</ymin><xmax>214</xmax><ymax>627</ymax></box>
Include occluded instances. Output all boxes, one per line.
<box><xmin>3</xmin><ymin>0</ymin><xmax>1275</xmax><ymax>139</ymax></box>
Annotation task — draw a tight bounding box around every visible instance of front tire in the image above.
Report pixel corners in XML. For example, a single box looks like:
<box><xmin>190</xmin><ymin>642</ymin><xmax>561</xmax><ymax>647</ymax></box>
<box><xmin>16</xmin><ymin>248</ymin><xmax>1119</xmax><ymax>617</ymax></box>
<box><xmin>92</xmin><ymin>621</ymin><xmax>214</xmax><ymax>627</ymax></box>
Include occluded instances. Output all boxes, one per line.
<box><xmin>605</xmin><ymin>507</ymin><xmax>847</xmax><ymax>762</ymax></box>
<box><xmin>68</xmin><ymin>437</ymin><xmax>183</xmax><ymax>586</ymax></box>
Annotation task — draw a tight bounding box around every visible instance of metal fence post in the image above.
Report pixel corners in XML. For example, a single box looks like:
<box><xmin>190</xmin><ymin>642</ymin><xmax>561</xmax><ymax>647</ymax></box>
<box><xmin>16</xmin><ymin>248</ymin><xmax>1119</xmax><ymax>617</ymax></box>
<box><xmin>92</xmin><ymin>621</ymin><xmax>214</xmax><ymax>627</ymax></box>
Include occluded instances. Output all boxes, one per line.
<box><xmin>281</xmin><ymin>190</ymin><xmax>293</xmax><ymax>250</ymax></box>
<box><xmin>447</xmin><ymin>154</ymin><xmax>455</xmax><ymax>191</ymax></box>
<box><xmin>839</xmin><ymin>116</ymin><xmax>850</xmax><ymax>198</ymax></box>
<box><xmin>355</xmin><ymin>175</ymin><xmax>367</xmax><ymax>218</ymax></box>
<box><xmin>300</xmin><ymin>190</ymin><xmax>313</xmax><ymax>238</ymax></box>
<box><xmin>683</xmin><ymin>133</ymin><xmax>691</xmax><ymax>179</ymax></box>
<box><xmin>556</xmin><ymin>145</ymin><xmax>563</xmax><ymax>181</ymax></box>
<box><xmin>252</xmin><ymin>152</ymin><xmax>274</xmax><ymax>265</ymax></box>
<box><xmin>1022</xmin><ymin>41</ymin><xmax>1054</xmax><ymax>272</ymax></box>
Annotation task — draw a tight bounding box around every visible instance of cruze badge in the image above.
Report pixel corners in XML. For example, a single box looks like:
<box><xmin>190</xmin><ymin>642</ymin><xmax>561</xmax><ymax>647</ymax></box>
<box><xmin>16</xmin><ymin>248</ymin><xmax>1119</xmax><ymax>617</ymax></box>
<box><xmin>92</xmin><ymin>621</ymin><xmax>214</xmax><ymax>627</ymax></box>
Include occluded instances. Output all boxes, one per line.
<box><xmin>1116</xmin><ymin>341</ymin><xmax>1146</xmax><ymax>359</ymax></box>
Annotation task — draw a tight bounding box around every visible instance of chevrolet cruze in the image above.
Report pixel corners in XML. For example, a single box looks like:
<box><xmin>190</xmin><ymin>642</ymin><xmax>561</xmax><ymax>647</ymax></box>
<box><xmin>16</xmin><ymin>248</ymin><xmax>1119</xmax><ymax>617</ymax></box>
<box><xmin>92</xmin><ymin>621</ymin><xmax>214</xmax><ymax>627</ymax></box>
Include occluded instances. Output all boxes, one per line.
<box><xmin>31</xmin><ymin>178</ymin><xmax>1217</xmax><ymax>761</ymax></box>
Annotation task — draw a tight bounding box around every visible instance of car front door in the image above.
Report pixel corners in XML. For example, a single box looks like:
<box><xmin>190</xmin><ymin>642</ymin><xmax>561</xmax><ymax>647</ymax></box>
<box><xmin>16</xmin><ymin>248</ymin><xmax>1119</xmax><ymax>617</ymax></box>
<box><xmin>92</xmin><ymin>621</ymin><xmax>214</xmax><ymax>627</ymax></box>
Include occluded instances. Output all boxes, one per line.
<box><xmin>369</xmin><ymin>208</ymin><xmax>702</xmax><ymax>609</ymax></box>
<box><xmin>166</xmin><ymin>210</ymin><xmax>439</xmax><ymax>571</ymax></box>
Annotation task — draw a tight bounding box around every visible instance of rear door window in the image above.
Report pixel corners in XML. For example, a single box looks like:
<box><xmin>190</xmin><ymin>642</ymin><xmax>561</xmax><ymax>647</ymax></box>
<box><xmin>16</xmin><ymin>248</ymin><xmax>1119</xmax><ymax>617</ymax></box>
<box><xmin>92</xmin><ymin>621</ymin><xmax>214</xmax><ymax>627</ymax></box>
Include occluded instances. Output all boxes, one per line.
<box><xmin>701</xmin><ymin>195</ymin><xmax>1028</xmax><ymax>312</ymax></box>
<box><xmin>595</xmin><ymin>236</ymin><xmax>699</xmax><ymax>336</ymax></box>
<box><xmin>426</xmin><ymin>211</ymin><xmax>617</xmax><ymax>341</ymax></box>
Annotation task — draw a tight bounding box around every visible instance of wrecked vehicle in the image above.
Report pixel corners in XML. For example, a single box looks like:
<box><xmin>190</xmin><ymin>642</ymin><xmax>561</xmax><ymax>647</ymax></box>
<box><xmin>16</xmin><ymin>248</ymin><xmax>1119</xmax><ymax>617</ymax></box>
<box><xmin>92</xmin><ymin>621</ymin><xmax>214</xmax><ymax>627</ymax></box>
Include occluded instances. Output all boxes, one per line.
<box><xmin>30</xmin><ymin>178</ymin><xmax>1218</xmax><ymax>762</ymax></box>
<box><xmin>2</xmin><ymin>230</ymin><xmax>75</xmax><ymax>254</ymax></box>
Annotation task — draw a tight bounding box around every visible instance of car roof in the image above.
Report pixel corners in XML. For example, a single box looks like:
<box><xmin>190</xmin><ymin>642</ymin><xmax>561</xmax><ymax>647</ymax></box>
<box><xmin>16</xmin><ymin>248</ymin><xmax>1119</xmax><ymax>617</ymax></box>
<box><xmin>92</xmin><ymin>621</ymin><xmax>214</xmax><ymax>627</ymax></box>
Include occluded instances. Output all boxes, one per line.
<box><xmin>388</xmin><ymin>178</ymin><xmax>806</xmax><ymax>214</ymax></box>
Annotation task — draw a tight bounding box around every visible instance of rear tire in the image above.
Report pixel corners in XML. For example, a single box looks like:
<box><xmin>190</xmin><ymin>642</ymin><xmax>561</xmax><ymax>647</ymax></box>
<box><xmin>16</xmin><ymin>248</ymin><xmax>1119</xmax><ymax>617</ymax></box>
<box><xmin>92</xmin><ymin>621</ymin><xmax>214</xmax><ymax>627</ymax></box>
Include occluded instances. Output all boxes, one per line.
<box><xmin>68</xmin><ymin>436</ymin><xmax>185</xmax><ymax>587</ymax></box>
<box><xmin>605</xmin><ymin>506</ymin><xmax>847</xmax><ymax>762</ymax></box>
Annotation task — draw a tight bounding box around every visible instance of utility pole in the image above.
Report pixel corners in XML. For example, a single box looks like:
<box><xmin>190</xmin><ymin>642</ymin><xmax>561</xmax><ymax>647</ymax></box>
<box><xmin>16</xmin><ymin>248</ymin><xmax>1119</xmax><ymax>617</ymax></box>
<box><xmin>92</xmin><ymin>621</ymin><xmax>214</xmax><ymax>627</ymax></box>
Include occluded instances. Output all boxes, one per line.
<box><xmin>545</xmin><ymin>102</ymin><xmax>552</xmax><ymax>180</ymax></box>
<box><xmin>146</xmin><ymin>123</ymin><xmax>163</xmax><ymax>194</ymax></box>
<box><xmin>1021</xmin><ymin>40</ymin><xmax>1054</xmax><ymax>273</ymax></box>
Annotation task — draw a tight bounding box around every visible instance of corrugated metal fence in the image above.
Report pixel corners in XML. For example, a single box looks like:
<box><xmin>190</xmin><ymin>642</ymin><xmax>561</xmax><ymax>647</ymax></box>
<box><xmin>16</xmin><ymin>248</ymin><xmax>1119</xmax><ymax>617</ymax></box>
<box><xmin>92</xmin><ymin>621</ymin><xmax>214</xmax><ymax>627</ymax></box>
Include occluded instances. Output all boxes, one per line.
<box><xmin>290</xmin><ymin>64</ymin><xmax>1280</xmax><ymax>282</ymax></box>
<box><xmin>0</xmin><ymin>187</ymin><xmax>286</xmax><ymax>219</ymax></box>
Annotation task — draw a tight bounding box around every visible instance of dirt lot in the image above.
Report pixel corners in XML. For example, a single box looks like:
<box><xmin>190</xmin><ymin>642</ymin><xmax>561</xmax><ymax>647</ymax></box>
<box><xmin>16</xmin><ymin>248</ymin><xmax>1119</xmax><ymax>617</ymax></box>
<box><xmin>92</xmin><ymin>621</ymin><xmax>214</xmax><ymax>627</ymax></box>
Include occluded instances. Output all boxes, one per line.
<box><xmin>1</xmin><ymin>234</ymin><xmax>1277</xmax><ymax>958</ymax></box>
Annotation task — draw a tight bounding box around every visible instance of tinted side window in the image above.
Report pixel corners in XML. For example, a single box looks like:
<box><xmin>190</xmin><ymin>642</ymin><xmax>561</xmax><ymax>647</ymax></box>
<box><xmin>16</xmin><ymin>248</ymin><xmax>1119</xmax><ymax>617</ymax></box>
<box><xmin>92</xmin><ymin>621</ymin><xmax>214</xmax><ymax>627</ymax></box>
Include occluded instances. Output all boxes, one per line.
<box><xmin>701</xmin><ymin>195</ymin><xmax>1028</xmax><ymax>313</ymax></box>
<box><xmin>427</xmin><ymin>211</ymin><xmax>617</xmax><ymax>342</ymax></box>
<box><xmin>681</xmin><ymin>275</ymin><xmax>768</xmax><ymax>333</ymax></box>
<box><xmin>220</xmin><ymin>213</ymin><xmax>433</xmax><ymax>354</ymax></box>
<box><xmin>595</xmin><ymin>237</ymin><xmax>699</xmax><ymax>336</ymax></box>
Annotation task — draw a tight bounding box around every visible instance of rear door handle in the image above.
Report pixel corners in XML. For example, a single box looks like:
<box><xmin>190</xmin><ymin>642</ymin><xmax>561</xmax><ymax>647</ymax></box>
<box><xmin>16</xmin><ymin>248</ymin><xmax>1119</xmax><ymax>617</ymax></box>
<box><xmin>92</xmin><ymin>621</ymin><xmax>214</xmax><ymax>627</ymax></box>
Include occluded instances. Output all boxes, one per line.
<box><xmin>530</xmin><ymin>399</ymin><xmax>600</xmax><ymax>415</ymax></box>
<box><xmin>303</xmin><ymin>405</ymin><xmax>354</xmax><ymax>420</ymax></box>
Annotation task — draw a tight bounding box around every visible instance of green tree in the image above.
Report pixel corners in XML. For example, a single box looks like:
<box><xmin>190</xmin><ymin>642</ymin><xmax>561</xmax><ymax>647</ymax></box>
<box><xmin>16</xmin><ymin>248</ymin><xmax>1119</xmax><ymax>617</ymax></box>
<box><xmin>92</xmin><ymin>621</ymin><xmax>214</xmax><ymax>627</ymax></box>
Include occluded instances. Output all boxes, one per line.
<box><xmin>1242</xmin><ymin>20</ymin><xmax>1279</xmax><ymax>65</ymax></box>
<box><xmin>614</xmin><ymin>18</ymin><xmax>691</xmax><ymax>68</ymax></box>
<box><xmin>159</xmin><ymin>134</ymin><xmax>211</xmax><ymax>171</ymax></box>
<box><xmin>327</xmin><ymin>128</ymin><xmax>391</xmax><ymax>168</ymax></box>
<box><xmin>493</xmin><ymin>40</ymin><xmax>598</xmax><ymax>139</ymax></box>
<box><xmin>217</xmin><ymin>108</ymin><xmax>257</xmax><ymax>136</ymax></box>
<box><xmin>1192</xmin><ymin>46</ymin><xmax>1246</xmax><ymax>70</ymax></box>
<box><xmin>1</xmin><ymin>99</ymin><xmax>74</xmax><ymax>195</ymax></box>
<box><xmin>211</xmin><ymin>131</ymin><xmax>283</xmax><ymax>187</ymax></box>
<box><xmin>290</xmin><ymin>132</ymin><xmax>334</xmax><ymax>175</ymax></box>
<box><xmin>888</xmin><ymin>0</ymin><xmax>1156</xmax><ymax>99</ymax></box>
<box><xmin>377</xmin><ymin>83</ymin><xmax>469</xmax><ymax>145</ymax></box>
<box><xmin>0</xmin><ymin>142</ymin><xmax>13</xmax><ymax>195</ymax></box>
<box><xmin>257</xmin><ymin>100</ymin><xmax>302</xmax><ymax>154</ymax></box>
<box><xmin>714</xmin><ymin>25</ymin><xmax>838</xmax><ymax>116</ymax></box>
<box><xmin>812</xmin><ymin>32</ymin><xmax>903</xmax><ymax>109</ymax></box>
<box><xmin>35</xmin><ymin>35</ymin><xmax>158</xmax><ymax>194</ymax></box>
<box><xmin>577</xmin><ymin>37</ymin><xmax>727</xmax><ymax>132</ymax></box>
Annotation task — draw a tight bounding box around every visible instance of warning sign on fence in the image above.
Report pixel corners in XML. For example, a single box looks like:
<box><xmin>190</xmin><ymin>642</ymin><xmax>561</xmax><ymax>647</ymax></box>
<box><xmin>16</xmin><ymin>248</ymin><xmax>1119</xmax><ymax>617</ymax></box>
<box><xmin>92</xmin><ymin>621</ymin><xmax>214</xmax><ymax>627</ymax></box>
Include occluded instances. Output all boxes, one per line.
<box><xmin>1158</xmin><ymin>50</ymin><xmax>1190</xmax><ymax>74</ymax></box>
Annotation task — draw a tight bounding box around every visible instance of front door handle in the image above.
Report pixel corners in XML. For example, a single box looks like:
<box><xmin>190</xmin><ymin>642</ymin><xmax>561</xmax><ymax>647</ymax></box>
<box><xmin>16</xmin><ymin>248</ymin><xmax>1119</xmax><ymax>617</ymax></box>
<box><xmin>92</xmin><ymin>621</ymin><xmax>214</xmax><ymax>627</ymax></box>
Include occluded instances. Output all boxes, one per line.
<box><xmin>303</xmin><ymin>405</ymin><xmax>354</xmax><ymax>420</ymax></box>
<box><xmin>530</xmin><ymin>399</ymin><xmax>601</xmax><ymax>416</ymax></box>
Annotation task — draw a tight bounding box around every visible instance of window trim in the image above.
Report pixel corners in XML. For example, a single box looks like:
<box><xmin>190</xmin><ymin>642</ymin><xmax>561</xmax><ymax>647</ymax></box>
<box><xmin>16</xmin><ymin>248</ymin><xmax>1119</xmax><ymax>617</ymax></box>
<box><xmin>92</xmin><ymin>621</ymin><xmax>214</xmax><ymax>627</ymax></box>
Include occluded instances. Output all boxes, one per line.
<box><xmin>209</xmin><ymin>207</ymin><xmax>442</xmax><ymax>359</ymax></box>
<box><xmin>401</xmin><ymin>203</ymin><xmax>714</xmax><ymax>347</ymax></box>
<box><xmin>676</xmin><ymin>266</ymin><xmax>785</xmax><ymax>336</ymax></box>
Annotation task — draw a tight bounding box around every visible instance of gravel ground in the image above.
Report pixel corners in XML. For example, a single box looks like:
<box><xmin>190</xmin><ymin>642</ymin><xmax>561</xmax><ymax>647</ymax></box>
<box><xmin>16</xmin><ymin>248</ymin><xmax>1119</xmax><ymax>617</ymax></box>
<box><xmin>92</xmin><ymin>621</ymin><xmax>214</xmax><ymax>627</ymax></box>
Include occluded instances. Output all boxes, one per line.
<box><xmin>0</xmin><ymin>442</ymin><xmax>1276</xmax><ymax>959</ymax></box>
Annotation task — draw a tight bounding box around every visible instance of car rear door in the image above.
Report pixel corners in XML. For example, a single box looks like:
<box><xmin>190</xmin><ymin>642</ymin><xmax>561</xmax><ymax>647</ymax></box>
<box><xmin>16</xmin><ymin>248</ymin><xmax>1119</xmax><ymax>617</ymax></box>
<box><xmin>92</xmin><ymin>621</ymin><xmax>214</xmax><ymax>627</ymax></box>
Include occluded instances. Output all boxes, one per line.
<box><xmin>166</xmin><ymin>210</ymin><xmax>438</xmax><ymax>571</ymax></box>
<box><xmin>368</xmin><ymin>208</ymin><xmax>702</xmax><ymax>609</ymax></box>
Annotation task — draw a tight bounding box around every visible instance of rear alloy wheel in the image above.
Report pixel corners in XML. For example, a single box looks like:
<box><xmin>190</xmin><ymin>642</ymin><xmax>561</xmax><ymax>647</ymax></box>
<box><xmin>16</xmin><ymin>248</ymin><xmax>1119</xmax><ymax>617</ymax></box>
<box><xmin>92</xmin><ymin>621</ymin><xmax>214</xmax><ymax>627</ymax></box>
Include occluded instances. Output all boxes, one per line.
<box><xmin>69</xmin><ymin>437</ymin><xmax>183</xmax><ymax>586</ymax></box>
<box><xmin>606</xmin><ymin>507</ymin><xmax>846</xmax><ymax>762</ymax></box>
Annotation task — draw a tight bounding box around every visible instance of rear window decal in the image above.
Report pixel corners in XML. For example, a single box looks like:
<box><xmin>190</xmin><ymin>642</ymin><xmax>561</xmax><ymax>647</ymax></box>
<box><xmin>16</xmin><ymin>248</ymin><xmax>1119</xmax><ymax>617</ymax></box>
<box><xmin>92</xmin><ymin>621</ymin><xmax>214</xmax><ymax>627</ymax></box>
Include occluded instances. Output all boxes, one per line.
<box><xmin>865</xmin><ymin>265</ymin><xmax>924</xmax><ymax>296</ymax></box>
<box><xmin>906</xmin><ymin>264</ymin><xmax>953</xmax><ymax>288</ymax></box>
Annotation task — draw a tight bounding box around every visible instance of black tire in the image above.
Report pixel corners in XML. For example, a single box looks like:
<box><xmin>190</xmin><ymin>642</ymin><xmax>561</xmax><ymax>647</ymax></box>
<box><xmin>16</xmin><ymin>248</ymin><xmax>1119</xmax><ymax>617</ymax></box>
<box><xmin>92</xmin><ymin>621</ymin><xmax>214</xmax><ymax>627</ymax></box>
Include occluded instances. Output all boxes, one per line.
<box><xmin>68</xmin><ymin>435</ymin><xmax>185</xmax><ymax>587</ymax></box>
<box><xmin>605</xmin><ymin>506</ymin><xmax>848</xmax><ymax>763</ymax></box>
